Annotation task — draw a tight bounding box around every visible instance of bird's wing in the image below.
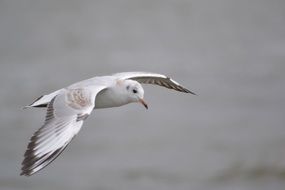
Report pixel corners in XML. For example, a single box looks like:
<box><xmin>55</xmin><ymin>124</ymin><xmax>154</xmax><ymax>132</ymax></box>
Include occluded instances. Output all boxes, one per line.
<box><xmin>21</xmin><ymin>86</ymin><xmax>106</xmax><ymax>176</ymax></box>
<box><xmin>113</xmin><ymin>72</ymin><xmax>195</xmax><ymax>94</ymax></box>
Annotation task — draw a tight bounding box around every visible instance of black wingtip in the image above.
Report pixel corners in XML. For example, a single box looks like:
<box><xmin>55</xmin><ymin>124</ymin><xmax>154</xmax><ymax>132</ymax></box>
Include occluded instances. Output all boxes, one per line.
<box><xmin>20</xmin><ymin>166</ymin><xmax>33</xmax><ymax>176</ymax></box>
<box><xmin>187</xmin><ymin>90</ymin><xmax>197</xmax><ymax>95</ymax></box>
<box><xmin>20</xmin><ymin>171</ymin><xmax>29</xmax><ymax>177</ymax></box>
<box><xmin>179</xmin><ymin>87</ymin><xmax>197</xmax><ymax>95</ymax></box>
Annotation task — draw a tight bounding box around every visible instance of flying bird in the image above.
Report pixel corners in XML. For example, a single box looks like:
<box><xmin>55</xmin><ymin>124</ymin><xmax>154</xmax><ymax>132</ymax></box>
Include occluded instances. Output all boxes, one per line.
<box><xmin>21</xmin><ymin>72</ymin><xmax>195</xmax><ymax>176</ymax></box>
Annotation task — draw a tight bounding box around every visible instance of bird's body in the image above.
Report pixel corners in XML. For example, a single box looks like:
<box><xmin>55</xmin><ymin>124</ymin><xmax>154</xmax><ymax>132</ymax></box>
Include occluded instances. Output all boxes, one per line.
<box><xmin>21</xmin><ymin>72</ymin><xmax>195</xmax><ymax>176</ymax></box>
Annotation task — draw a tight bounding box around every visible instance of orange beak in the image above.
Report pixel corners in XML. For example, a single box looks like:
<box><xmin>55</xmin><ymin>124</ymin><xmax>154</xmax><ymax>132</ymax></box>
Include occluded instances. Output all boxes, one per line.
<box><xmin>139</xmin><ymin>99</ymin><xmax>148</xmax><ymax>109</ymax></box>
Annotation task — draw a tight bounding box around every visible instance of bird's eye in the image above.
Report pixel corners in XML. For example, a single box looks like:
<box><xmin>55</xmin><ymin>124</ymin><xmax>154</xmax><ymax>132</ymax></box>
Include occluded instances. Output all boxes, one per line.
<box><xmin>133</xmin><ymin>89</ymin><xmax>138</xmax><ymax>93</ymax></box>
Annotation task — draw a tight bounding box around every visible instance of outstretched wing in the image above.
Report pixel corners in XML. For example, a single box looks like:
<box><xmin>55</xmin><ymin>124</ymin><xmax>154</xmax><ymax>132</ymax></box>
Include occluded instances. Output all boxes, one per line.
<box><xmin>21</xmin><ymin>86</ymin><xmax>106</xmax><ymax>176</ymax></box>
<box><xmin>113</xmin><ymin>72</ymin><xmax>195</xmax><ymax>94</ymax></box>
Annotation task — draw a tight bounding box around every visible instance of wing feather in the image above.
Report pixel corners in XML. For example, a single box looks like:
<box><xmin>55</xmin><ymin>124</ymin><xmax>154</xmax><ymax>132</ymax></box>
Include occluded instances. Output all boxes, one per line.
<box><xmin>21</xmin><ymin>86</ymin><xmax>106</xmax><ymax>176</ymax></box>
<box><xmin>113</xmin><ymin>72</ymin><xmax>196</xmax><ymax>94</ymax></box>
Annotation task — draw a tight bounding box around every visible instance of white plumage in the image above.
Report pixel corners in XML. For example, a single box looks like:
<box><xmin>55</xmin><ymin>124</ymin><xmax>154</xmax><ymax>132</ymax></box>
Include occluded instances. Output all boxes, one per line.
<box><xmin>21</xmin><ymin>72</ymin><xmax>195</xmax><ymax>176</ymax></box>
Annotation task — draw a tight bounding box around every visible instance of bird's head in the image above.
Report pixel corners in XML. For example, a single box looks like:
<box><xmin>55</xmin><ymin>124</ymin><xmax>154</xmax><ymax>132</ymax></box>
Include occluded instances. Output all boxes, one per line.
<box><xmin>123</xmin><ymin>80</ymin><xmax>148</xmax><ymax>109</ymax></box>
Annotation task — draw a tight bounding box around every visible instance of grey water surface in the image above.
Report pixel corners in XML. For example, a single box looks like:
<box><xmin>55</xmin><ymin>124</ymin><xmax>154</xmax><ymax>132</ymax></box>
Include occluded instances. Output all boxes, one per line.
<box><xmin>0</xmin><ymin>0</ymin><xmax>285</xmax><ymax>190</ymax></box>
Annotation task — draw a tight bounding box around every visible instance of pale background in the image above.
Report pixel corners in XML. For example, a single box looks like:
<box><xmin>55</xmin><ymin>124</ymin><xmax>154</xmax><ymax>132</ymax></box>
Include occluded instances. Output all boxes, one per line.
<box><xmin>0</xmin><ymin>0</ymin><xmax>285</xmax><ymax>190</ymax></box>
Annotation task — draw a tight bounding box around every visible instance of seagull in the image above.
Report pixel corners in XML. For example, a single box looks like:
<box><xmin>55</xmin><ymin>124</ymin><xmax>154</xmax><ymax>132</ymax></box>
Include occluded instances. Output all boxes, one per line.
<box><xmin>21</xmin><ymin>72</ymin><xmax>195</xmax><ymax>176</ymax></box>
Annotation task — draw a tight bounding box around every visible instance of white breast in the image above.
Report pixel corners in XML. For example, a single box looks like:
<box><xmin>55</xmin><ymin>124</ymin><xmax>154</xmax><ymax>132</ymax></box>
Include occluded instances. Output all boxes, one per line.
<box><xmin>94</xmin><ymin>87</ymin><xmax>130</xmax><ymax>109</ymax></box>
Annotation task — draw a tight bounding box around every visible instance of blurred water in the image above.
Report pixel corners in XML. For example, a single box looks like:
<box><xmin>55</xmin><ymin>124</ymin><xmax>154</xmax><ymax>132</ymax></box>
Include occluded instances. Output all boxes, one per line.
<box><xmin>0</xmin><ymin>0</ymin><xmax>285</xmax><ymax>190</ymax></box>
